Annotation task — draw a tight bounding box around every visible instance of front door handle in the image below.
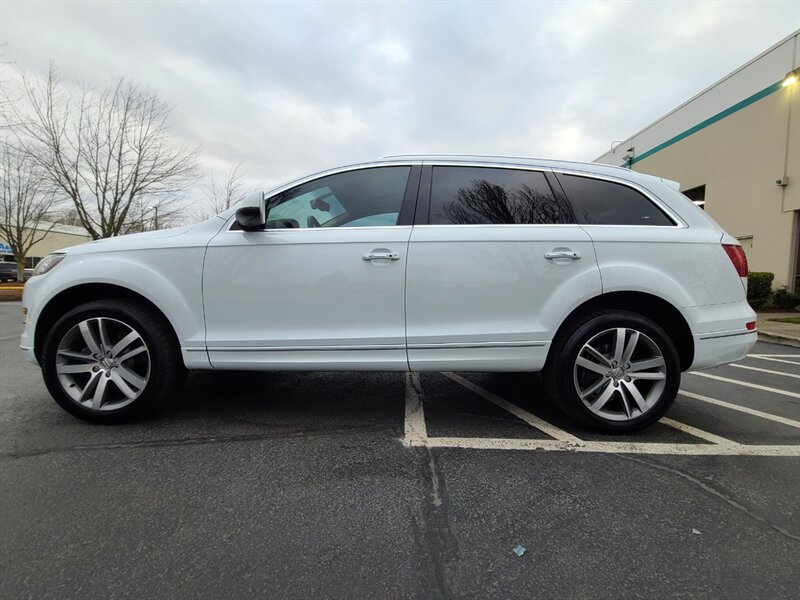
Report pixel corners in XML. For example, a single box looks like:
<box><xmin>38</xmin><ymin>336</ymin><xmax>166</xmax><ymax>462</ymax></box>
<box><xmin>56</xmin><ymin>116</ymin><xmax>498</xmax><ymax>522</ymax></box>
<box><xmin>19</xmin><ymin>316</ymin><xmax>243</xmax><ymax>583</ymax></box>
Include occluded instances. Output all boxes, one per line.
<box><xmin>362</xmin><ymin>251</ymin><xmax>400</xmax><ymax>261</ymax></box>
<box><xmin>545</xmin><ymin>250</ymin><xmax>581</xmax><ymax>260</ymax></box>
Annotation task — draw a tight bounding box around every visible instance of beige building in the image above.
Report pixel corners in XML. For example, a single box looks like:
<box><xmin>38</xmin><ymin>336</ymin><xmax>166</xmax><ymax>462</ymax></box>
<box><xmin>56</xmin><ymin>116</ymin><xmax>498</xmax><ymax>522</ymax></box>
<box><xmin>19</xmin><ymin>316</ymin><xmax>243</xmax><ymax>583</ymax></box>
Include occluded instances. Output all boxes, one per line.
<box><xmin>596</xmin><ymin>30</ymin><xmax>800</xmax><ymax>292</ymax></box>
<box><xmin>0</xmin><ymin>222</ymin><xmax>91</xmax><ymax>269</ymax></box>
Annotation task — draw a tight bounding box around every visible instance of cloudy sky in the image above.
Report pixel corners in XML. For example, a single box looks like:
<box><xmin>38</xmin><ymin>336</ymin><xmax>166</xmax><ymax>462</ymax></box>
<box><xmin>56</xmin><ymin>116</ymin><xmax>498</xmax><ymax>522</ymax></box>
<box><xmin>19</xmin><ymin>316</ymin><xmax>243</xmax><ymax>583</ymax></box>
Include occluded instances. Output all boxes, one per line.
<box><xmin>2</xmin><ymin>0</ymin><xmax>799</xmax><ymax>195</ymax></box>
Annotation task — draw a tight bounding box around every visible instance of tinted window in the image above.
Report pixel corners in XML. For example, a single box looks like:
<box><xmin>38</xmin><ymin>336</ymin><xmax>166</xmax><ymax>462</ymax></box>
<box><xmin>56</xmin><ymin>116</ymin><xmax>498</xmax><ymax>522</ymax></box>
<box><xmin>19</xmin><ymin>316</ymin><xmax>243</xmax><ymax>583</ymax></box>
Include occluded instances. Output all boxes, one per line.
<box><xmin>265</xmin><ymin>166</ymin><xmax>410</xmax><ymax>228</ymax></box>
<box><xmin>429</xmin><ymin>167</ymin><xmax>572</xmax><ymax>225</ymax></box>
<box><xmin>558</xmin><ymin>174</ymin><xmax>674</xmax><ymax>226</ymax></box>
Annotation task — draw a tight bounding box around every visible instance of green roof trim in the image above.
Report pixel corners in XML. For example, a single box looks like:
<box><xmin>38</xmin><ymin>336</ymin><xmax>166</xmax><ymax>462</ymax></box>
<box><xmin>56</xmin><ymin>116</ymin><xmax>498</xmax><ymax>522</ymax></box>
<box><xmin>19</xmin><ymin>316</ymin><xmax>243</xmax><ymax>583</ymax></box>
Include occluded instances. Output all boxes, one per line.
<box><xmin>622</xmin><ymin>79</ymin><xmax>785</xmax><ymax>167</ymax></box>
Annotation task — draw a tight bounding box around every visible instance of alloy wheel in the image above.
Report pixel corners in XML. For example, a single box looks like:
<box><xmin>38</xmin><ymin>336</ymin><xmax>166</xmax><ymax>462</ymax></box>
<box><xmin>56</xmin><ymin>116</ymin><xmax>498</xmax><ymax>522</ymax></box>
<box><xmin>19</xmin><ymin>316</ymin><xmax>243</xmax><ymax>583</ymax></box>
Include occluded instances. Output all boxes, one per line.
<box><xmin>55</xmin><ymin>317</ymin><xmax>151</xmax><ymax>411</ymax></box>
<box><xmin>573</xmin><ymin>327</ymin><xmax>667</xmax><ymax>422</ymax></box>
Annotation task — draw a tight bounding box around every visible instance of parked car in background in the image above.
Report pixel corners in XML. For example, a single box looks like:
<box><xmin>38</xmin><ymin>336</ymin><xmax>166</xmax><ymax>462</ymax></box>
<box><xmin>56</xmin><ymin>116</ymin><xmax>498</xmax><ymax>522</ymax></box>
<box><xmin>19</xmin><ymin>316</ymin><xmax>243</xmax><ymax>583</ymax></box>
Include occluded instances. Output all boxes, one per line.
<box><xmin>20</xmin><ymin>155</ymin><xmax>757</xmax><ymax>431</ymax></box>
<box><xmin>0</xmin><ymin>263</ymin><xmax>20</xmax><ymax>283</ymax></box>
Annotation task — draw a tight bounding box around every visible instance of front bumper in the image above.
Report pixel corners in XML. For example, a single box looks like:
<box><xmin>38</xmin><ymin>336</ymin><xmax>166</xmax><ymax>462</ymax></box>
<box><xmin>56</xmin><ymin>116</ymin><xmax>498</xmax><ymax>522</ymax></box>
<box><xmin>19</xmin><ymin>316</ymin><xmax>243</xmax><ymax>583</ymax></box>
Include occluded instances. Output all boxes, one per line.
<box><xmin>19</xmin><ymin>275</ymin><xmax>43</xmax><ymax>367</ymax></box>
<box><xmin>20</xmin><ymin>344</ymin><xmax>38</xmax><ymax>366</ymax></box>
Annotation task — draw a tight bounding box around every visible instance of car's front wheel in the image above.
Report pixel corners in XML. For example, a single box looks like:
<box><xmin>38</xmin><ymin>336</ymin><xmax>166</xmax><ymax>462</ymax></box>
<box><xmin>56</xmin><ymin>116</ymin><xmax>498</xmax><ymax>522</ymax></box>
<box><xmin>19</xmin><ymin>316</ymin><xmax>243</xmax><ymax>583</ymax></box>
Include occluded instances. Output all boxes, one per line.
<box><xmin>545</xmin><ymin>310</ymin><xmax>680</xmax><ymax>433</ymax></box>
<box><xmin>41</xmin><ymin>299</ymin><xmax>184</xmax><ymax>423</ymax></box>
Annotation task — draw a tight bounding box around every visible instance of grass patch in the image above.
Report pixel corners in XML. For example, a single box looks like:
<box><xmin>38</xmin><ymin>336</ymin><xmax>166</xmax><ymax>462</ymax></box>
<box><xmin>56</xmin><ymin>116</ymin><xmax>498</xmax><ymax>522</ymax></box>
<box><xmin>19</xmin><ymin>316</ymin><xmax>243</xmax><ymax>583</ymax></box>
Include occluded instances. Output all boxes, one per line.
<box><xmin>767</xmin><ymin>316</ymin><xmax>800</xmax><ymax>325</ymax></box>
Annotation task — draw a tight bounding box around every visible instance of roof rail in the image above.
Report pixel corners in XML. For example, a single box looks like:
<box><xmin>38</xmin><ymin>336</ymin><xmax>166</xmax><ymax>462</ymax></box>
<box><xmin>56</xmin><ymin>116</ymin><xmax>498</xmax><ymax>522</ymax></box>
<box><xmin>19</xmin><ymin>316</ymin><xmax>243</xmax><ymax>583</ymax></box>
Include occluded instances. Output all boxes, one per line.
<box><xmin>380</xmin><ymin>153</ymin><xmax>633</xmax><ymax>172</ymax></box>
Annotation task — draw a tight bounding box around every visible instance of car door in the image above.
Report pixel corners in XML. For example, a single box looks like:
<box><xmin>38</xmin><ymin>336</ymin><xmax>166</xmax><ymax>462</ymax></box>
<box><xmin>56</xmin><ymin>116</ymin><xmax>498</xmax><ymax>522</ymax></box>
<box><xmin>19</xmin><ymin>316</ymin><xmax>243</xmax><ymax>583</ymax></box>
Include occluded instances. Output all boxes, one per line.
<box><xmin>203</xmin><ymin>163</ymin><xmax>420</xmax><ymax>370</ymax></box>
<box><xmin>405</xmin><ymin>163</ymin><xmax>602</xmax><ymax>372</ymax></box>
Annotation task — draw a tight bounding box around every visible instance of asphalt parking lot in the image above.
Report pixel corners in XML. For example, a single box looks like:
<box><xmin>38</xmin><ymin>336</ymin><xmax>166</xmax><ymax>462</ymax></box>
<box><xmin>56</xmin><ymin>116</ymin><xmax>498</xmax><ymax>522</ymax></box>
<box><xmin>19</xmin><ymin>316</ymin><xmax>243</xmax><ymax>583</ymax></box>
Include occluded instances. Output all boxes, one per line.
<box><xmin>1</xmin><ymin>301</ymin><xmax>798</xmax><ymax>599</ymax></box>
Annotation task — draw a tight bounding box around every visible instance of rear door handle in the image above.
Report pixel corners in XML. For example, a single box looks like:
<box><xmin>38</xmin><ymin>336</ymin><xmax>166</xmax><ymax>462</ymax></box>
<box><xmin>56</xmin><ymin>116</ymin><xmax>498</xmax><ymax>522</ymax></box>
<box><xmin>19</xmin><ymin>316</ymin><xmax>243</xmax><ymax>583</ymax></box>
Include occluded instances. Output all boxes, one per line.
<box><xmin>362</xmin><ymin>252</ymin><xmax>400</xmax><ymax>261</ymax></box>
<box><xmin>545</xmin><ymin>250</ymin><xmax>581</xmax><ymax>260</ymax></box>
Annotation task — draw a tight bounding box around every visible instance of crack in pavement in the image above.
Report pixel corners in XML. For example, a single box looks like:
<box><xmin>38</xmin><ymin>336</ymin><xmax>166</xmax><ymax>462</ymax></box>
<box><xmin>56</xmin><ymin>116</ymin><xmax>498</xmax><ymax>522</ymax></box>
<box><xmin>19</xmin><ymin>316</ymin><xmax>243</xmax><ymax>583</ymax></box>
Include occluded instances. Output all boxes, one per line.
<box><xmin>0</xmin><ymin>423</ymin><xmax>398</xmax><ymax>459</ymax></box>
<box><xmin>417</xmin><ymin>447</ymin><xmax>459</xmax><ymax>600</ymax></box>
<box><xmin>617</xmin><ymin>454</ymin><xmax>800</xmax><ymax>543</ymax></box>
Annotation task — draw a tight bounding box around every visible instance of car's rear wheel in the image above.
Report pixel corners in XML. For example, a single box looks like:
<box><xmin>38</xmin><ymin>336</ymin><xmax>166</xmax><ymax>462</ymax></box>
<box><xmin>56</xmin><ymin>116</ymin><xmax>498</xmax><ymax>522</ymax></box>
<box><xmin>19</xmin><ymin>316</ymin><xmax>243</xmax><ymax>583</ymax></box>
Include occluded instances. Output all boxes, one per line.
<box><xmin>544</xmin><ymin>310</ymin><xmax>680</xmax><ymax>433</ymax></box>
<box><xmin>41</xmin><ymin>299</ymin><xmax>184</xmax><ymax>423</ymax></box>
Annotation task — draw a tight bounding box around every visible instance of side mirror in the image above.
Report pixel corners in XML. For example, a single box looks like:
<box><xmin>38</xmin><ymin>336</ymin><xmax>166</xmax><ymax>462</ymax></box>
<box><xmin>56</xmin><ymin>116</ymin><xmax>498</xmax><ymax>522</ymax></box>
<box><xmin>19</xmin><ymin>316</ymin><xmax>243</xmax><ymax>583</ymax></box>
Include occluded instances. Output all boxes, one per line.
<box><xmin>235</xmin><ymin>206</ymin><xmax>264</xmax><ymax>231</ymax></box>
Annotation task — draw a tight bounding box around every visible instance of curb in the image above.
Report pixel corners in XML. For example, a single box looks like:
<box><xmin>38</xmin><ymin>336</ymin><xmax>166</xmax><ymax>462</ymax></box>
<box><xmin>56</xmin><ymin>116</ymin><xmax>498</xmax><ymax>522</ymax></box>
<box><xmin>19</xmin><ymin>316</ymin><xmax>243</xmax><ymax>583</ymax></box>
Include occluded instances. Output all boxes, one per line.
<box><xmin>758</xmin><ymin>332</ymin><xmax>800</xmax><ymax>348</ymax></box>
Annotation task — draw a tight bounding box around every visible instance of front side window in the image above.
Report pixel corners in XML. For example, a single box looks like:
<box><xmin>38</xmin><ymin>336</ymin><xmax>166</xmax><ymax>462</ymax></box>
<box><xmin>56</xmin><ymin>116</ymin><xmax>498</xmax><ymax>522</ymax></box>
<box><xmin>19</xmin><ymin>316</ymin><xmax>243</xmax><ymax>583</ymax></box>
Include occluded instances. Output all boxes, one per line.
<box><xmin>557</xmin><ymin>174</ymin><xmax>674</xmax><ymax>226</ymax></box>
<box><xmin>265</xmin><ymin>166</ymin><xmax>411</xmax><ymax>229</ymax></box>
<box><xmin>429</xmin><ymin>166</ymin><xmax>572</xmax><ymax>225</ymax></box>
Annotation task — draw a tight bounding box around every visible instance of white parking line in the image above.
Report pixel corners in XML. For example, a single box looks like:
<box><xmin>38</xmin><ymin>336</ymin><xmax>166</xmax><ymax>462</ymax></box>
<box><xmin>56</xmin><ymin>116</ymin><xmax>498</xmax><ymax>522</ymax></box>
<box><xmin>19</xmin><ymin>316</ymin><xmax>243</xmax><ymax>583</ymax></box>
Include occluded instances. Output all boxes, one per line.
<box><xmin>731</xmin><ymin>363</ymin><xmax>800</xmax><ymax>379</ymax></box>
<box><xmin>401</xmin><ymin>373</ymin><xmax>800</xmax><ymax>456</ymax></box>
<box><xmin>660</xmin><ymin>417</ymin><xmax>737</xmax><ymax>446</ymax></box>
<box><xmin>747</xmin><ymin>355</ymin><xmax>800</xmax><ymax>367</ymax></box>
<box><xmin>442</xmin><ymin>372</ymin><xmax>582</xmax><ymax>443</ymax></box>
<box><xmin>688</xmin><ymin>372</ymin><xmax>800</xmax><ymax>399</ymax></box>
<box><xmin>422</xmin><ymin>437</ymin><xmax>800</xmax><ymax>456</ymax></box>
<box><xmin>403</xmin><ymin>373</ymin><xmax>428</xmax><ymax>446</ymax></box>
<box><xmin>679</xmin><ymin>390</ymin><xmax>800</xmax><ymax>429</ymax></box>
<box><xmin>749</xmin><ymin>354</ymin><xmax>800</xmax><ymax>358</ymax></box>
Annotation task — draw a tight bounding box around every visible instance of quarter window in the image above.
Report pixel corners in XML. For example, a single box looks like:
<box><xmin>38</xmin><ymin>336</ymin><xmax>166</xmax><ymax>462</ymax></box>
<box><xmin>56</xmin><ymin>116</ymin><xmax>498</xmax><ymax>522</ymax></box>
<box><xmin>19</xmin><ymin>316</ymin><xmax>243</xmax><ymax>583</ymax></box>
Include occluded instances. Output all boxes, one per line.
<box><xmin>557</xmin><ymin>174</ymin><xmax>674</xmax><ymax>226</ymax></box>
<box><xmin>265</xmin><ymin>166</ymin><xmax>411</xmax><ymax>228</ymax></box>
<box><xmin>429</xmin><ymin>167</ymin><xmax>573</xmax><ymax>225</ymax></box>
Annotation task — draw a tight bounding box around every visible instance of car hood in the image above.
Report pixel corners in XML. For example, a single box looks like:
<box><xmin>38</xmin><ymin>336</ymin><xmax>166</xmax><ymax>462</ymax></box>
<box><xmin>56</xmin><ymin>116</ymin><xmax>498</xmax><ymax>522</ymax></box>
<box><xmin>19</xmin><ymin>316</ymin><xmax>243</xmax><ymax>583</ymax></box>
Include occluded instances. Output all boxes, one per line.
<box><xmin>57</xmin><ymin>220</ymin><xmax>225</xmax><ymax>256</ymax></box>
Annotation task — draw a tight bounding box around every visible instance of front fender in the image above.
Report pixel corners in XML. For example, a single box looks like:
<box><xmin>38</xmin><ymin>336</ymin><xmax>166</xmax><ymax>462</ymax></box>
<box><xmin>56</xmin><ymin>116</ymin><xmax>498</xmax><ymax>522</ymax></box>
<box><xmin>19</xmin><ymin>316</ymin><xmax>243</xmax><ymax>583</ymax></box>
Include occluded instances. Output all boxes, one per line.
<box><xmin>24</xmin><ymin>248</ymin><xmax>207</xmax><ymax>365</ymax></box>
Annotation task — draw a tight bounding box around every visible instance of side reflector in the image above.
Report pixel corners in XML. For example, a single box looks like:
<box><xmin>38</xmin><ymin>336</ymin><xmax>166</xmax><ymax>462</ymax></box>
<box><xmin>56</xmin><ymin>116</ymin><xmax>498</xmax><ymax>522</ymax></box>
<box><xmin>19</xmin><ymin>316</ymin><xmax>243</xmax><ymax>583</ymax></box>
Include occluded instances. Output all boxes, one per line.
<box><xmin>746</xmin><ymin>322</ymin><xmax>756</xmax><ymax>331</ymax></box>
<box><xmin>722</xmin><ymin>244</ymin><xmax>748</xmax><ymax>277</ymax></box>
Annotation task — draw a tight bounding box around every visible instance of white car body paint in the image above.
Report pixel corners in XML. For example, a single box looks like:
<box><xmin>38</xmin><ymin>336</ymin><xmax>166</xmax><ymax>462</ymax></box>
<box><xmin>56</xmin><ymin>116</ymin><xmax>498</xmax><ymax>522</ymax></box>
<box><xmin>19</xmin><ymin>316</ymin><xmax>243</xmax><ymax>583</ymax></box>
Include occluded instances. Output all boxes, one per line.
<box><xmin>21</xmin><ymin>155</ymin><xmax>757</xmax><ymax>375</ymax></box>
<box><xmin>405</xmin><ymin>223</ymin><xmax>600</xmax><ymax>372</ymax></box>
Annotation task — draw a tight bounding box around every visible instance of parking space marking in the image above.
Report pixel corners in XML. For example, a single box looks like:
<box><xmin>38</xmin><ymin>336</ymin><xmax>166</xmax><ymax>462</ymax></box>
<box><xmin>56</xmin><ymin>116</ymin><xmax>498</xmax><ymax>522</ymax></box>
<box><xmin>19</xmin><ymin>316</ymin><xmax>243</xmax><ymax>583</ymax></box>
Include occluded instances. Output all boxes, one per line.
<box><xmin>748</xmin><ymin>355</ymin><xmax>800</xmax><ymax>367</ymax></box>
<box><xmin>688</xmin><ymin>372</ymin><xmax>800</xmax><ymax>399</ymax></box>
<box><xmin>421</xmin><ymin>437</ymin><xmax>800</xmax><ymax>456</ymax></box>
<box><xmin>403</xmin><ymin>373</ymin><xmax>428</xmax><ymax>445</ymax></box>
<box><xmin>679</xmin><ymin>391</ymin><xmax>800</xmax><ymax>429</ymax></box>
<box><xmin>730</xmin><ymin>364</ymin><xmax>800</xmax><ymax>379</ymax></box>
<box><xmin>442</xmin><ymin>372</ymin><xmax>582</xmax><ymax>443</ymax></box>
<box><xmin>660</xmin><ymin>417</ymin><xmax>737</xmax><ymax>446</ymax></box>
<box><xmin>401</xmin><ymin>373</ymin><xmax>800</xmax><ymax>455</ymax></box>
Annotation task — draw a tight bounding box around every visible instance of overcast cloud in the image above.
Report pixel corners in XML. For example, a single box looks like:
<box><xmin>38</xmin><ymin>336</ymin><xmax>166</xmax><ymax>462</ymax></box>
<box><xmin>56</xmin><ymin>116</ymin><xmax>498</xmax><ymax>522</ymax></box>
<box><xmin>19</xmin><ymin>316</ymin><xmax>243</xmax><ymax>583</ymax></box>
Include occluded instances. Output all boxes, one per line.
<box><xmin>2</xmin><ymin>0</ymin><xmax>799</xmax><ymax>195</ymax></box>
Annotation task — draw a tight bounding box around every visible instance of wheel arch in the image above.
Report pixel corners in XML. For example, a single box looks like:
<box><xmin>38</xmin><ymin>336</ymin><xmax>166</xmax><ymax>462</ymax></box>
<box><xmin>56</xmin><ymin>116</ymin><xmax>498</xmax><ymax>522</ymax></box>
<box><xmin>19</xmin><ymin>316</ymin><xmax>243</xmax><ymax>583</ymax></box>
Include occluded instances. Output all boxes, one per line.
<box><xmin>34</xmin><ymin>283</ymin><xmax>180</xmax><ymax>363</ymax></box>
<box><xmin>550</xmin><ymin>291</ymin><xmax>694</xmax><ymax>371</ymax></box>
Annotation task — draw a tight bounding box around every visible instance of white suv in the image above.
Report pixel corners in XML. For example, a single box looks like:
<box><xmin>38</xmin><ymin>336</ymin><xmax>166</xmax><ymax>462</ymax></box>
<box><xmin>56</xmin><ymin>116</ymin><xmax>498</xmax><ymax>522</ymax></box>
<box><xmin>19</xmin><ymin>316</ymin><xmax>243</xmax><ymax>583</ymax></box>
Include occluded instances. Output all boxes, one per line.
<box><xmin>20</xmin><ymin>155</ymin><xmax>756</xmax><ymax>431</ymax></box>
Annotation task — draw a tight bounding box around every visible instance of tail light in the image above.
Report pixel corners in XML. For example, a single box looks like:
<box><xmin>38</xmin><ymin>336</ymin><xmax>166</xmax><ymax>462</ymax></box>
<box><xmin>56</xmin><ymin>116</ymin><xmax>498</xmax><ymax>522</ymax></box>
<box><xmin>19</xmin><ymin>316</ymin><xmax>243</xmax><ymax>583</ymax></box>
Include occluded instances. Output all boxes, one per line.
<box><xmin>722</xmin><ymin>244</ymin><xmax>748</xmax><ymax>277</ymax></box>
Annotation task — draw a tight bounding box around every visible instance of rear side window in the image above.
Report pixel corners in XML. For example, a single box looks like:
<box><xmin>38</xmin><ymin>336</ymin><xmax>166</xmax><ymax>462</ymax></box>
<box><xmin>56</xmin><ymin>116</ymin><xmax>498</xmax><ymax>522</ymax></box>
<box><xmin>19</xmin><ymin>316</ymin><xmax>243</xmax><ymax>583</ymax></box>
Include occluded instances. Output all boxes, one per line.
<box><xmin>429</xmin><ymin>166</ymin><xmax>573</xmax><ymax>225</ymax></box>
<box><xmin>557</xmin><ymin>174</ymin><xmax>674</xmax><ymax>226</ymax></box>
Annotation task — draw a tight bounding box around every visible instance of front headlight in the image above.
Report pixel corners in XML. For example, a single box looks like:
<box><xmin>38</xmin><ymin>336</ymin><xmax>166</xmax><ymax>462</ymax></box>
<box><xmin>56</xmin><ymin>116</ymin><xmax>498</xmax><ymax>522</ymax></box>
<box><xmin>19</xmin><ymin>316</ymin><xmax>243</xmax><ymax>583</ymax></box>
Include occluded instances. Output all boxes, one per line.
<box><xmin>33</xmin><ymin>253</ymin><xmax>66</xmax><ymax>276</ymax></box>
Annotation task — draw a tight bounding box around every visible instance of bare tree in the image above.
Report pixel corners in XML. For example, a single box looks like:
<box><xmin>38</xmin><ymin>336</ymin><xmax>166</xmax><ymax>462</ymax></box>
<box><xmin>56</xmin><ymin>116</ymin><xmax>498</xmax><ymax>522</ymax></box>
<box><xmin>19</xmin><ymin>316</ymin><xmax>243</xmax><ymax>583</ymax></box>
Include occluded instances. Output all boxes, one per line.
<box><xmin>192</xmin><ymin>163</ymin><xmax>249</xmax><ymax>221</ymax></box>
<box><xmin>6</xmin><ymin>65</ymin><xmax>199</xmax><ymax>239</ymax></box>
<box><xmin>209</xmin><ymin>163</ymin><xmax>247</xmax><ymax>213</ymax></box>
<box><xmin>0</xmin><ymin>142</ymin><xmax>56</xmax><ymax>281</ymax></box>
<box><xmin>445</xmin><ymin>180</ymin><xmax>571</xmax><ymax>225</ymax></box>
<box><xmin>54</xmin><ymin>207</ymin><xmax>83</xmax><ymax>228</ymax></box>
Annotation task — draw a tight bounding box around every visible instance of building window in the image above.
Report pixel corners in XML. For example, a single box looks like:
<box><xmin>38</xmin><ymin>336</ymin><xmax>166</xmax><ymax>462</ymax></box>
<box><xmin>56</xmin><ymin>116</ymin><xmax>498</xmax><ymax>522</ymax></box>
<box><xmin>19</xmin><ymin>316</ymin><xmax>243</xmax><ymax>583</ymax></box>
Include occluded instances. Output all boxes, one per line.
<box><xmin>683</xmin><ymin>185</ymin><xmax>706</xmax><ymax>210</ymax></box>
<box><xmin>737</xmin><ymin>236</ymin><xmax>753</xmax><ymax>263</ymax></box>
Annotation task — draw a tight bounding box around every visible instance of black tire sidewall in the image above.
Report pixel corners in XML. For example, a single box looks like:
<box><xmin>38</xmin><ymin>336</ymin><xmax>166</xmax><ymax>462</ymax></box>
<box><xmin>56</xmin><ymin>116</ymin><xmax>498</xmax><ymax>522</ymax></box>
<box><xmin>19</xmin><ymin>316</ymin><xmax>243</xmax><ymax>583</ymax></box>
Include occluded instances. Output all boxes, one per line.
<box><xmin>551</xmin><ymin>311</ymin><xmax>681</xmax><ymax>433</ymax></box>
<box><xmin>41</xmin><ymin>299</ymin><xmax>177</xmax><ymax>423</ymax></box>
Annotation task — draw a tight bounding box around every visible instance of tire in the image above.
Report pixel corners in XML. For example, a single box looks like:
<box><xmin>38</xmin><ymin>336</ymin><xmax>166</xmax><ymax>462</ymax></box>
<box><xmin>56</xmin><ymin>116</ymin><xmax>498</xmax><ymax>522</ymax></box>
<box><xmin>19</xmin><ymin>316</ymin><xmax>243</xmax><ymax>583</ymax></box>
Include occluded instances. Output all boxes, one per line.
<box><xmin>41</xmin><ymin>298</ymin><xmax>185</xmax><ymax>423</ymax></box>
<box><xmin>544</xmin><ymin>310</ymin><xmax>680</xmax><ymax>433</ymax></box>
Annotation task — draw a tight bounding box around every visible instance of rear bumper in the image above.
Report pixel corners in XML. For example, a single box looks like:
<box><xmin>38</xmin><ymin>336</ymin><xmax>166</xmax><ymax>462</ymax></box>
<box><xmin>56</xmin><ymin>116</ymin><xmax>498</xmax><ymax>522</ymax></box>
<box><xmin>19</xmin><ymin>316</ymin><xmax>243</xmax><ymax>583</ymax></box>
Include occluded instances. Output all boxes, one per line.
<box><xmin>690</xmin><ymin>330</ymin><xmax>757</xmax><ymax>370</ymax></box>
<box><xmin>684</xmin><ymin>300</ymin><xmax>757</xmax><ymax>370</ymax></box>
